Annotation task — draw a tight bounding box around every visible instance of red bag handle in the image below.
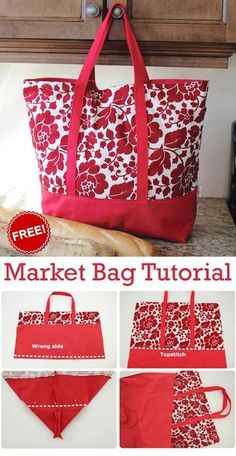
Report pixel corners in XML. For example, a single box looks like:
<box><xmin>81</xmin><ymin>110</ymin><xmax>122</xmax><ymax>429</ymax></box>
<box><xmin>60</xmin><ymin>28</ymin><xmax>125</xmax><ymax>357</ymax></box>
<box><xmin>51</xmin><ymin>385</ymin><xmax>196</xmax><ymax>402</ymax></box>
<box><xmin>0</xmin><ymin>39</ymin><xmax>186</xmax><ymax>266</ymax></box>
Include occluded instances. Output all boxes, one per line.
<box><xmin>45</xmin><ymin>291</ymin><xmax>76</xmax><ymax>324</ymax></box>
<box><xmin>66</xmin><ymin>2</ymin><xmax>149</xmax><ymax>200</ymax></box>
<box><xmin>160</xmin><ymin>291</ymin><xmax>195</xmax><ymax>349</ymax></box>
<box><xmin>172</xmin><ymin>386</ymin><xmax>231</xmax><ymax>428</ymax></box>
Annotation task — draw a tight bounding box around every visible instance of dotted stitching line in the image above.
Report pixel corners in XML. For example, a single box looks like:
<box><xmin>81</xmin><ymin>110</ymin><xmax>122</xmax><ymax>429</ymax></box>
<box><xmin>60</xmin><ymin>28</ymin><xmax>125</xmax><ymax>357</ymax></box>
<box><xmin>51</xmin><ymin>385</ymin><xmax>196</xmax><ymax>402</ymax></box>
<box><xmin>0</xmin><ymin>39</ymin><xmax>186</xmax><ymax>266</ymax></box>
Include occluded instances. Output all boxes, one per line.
<box><xmin>14</xmin><ymin>354</ymin><xmax>105</xmax><ymax>359</ymax></box>
<box><xmin>28</xmin><ymin>404</ymin><xmax>87</xmax><ymax>408</ymax></box>
<box><xmin>130</xmin><ymin>347</ymin><xmax>223</xmax><ymax>351</ymax></box>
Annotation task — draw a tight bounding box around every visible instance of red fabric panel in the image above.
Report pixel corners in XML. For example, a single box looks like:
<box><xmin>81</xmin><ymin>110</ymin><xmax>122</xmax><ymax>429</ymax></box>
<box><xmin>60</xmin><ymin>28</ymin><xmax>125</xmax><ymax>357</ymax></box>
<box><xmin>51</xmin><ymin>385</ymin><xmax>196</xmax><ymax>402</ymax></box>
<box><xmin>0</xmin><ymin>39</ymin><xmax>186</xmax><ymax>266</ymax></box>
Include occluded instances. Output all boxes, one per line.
<box><xmin>42</xmin><ymin>187</ymin><xmax>197</xmax><ymax>242</ymax></box>
<box><xmin>6</xmin><ymin>374</ymin><xmax>111</xmax><ymax>438</ymax></box>
<box><xmin>128</xmin><ymin>348</ymin><xmax>227</xmax><ymax>368</ymax></box>
<box><xmin>120</xmin><ymin>373</ymin><xmax>175</xmax><ymax>448</ymax></box>
<box><xmin>14</xmin><ymin>322</ymin><xmax>105</xmax><ymax>359</ymax></box>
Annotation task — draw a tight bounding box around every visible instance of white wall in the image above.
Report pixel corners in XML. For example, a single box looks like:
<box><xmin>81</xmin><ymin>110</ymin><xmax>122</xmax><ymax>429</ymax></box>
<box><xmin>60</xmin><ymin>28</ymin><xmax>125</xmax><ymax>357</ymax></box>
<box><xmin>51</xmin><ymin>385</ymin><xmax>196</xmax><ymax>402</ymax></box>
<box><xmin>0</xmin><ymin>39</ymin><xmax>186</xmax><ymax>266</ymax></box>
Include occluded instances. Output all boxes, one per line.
<box><xmin>0</xmin><ymin>56</ymin><xmax>236</xmax><ymax>210</ymax></box>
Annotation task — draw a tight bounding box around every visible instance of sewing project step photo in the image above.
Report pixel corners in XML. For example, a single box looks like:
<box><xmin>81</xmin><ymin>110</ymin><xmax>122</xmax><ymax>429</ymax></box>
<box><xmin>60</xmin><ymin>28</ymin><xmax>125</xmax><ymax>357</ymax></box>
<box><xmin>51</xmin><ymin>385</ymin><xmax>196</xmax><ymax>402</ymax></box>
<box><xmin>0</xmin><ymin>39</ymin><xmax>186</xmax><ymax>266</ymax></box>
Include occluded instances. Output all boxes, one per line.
<box><xmin>120</xmin><ymin>370</ymin><xmax>235</xmax><ymax>448</ymax></box>
<box><xmin>1</xmin><ymin>291</ymin><xmax>117</xmax><ymax>368</ymax></box>
<box><xmin>2</xmin><ymin>371</ymin><xmax>116</xmax><ymax>448</ymax></box>
<box><xmin>120</xmin><ymin>291</ymin><xmax>235</xmax><ymax>368</ymax></box>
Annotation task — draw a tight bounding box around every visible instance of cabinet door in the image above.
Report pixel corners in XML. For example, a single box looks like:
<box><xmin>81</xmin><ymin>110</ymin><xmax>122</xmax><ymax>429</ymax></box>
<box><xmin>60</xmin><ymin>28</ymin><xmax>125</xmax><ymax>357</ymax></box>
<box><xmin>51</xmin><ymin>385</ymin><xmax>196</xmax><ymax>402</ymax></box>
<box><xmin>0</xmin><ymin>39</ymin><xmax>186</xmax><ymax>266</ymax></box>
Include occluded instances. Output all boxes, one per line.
<box><xmin>0</xmin><ymin>0</ymin><xmax>103</xmax><ymax>39</ymax></box>
<box><xmin>108</xmin><ymin>0</ymin><xmax>236</xmax><ymax>43</ymax></box>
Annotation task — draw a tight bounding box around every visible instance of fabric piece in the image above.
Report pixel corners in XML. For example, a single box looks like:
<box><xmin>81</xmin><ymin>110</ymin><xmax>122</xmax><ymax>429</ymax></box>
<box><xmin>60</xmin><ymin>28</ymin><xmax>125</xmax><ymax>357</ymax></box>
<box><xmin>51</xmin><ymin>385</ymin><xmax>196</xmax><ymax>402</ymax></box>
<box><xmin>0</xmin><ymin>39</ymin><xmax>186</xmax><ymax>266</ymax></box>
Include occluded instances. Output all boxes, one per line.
<box><xmin>14</xmin><ymin>292</ymin><xmax>105</xmax><ymax>359</ymax></box>
<box><xmin>4</xmin><ymin>372</ymin><xmax>111</xmax><ymax>438</ymax></box>
<box><xmin>120</xmin><ymin>373</ymin><xmax>175</xmax><ymax>448</ymax></box>
<box><xmin>18</xmin><ymin>311</ymin><xmax>100</xmax><ymax>325</ymax></box>
<box><xmin>172</xmin><ymin>371</ymin><xmax>219</xmax><ymax>448</ymax></box>
<box><xmin>128</xmin><ymin>298</ymin><xmax>226</xmax><ymax>368</ymax></box>
<box><xmin>120</xmin><ymin>371</ymin><xmax>222</xmax><ymax>448</ymax></box>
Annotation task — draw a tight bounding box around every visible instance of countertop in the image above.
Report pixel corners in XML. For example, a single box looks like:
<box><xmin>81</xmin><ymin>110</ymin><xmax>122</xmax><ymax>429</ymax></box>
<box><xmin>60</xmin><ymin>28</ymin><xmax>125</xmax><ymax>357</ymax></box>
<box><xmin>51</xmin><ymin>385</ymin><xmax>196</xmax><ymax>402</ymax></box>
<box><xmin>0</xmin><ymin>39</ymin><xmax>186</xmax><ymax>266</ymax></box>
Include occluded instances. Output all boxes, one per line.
<box><xmin>0</xmin><ymin>198</ymin><xmax>235</xmax><ymax>257</ymax></box>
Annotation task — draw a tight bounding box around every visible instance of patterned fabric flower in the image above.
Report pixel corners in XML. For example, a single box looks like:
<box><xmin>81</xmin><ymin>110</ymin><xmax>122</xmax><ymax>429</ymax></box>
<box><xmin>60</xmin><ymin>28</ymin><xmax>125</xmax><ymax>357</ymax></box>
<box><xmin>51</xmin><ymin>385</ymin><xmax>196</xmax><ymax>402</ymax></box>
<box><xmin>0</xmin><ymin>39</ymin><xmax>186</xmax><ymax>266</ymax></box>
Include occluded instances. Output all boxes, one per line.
<box><xmin>30</xmin><ymin>111</ymin><xmax>60</xmax><ymax>152</ymax></box>
<box><xmin>204</xmin><ymin>332</ymin><xmax>223</xmax><ymax>349</ymax></box>
<box><xmin>41</xmin><ymin>84</ymin><xmax>54</xmax><ymax>99</ymax></box>
<box><xmin>24</xmin><ymin>85</ymin><xmax>39</xmax><ymax>103</ymax></box>
<box><xmin>171</xmin><ymin>155</ymin><xmax>198</xmax><ymax>197</ymax></box>
<box><xmin>139</xmin><ymin>315</ymin><xmax>157</xmax><ymax>331</ymax></box>
<box><xmin>76</xmin><ymin>160</ymin><xmax>108</xmax><ymax>197</ymax></box>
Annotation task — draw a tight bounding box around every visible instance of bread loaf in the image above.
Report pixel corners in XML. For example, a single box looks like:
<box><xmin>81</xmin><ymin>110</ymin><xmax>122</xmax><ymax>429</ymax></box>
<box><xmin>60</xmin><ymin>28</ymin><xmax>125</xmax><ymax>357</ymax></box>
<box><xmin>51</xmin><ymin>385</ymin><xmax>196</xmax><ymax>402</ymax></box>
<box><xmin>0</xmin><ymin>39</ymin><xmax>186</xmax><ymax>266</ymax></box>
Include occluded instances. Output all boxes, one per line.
<box><xmin>0</xmin><ymin>207</ymin><xmax>155</xmax><ymax>256</ymax></box>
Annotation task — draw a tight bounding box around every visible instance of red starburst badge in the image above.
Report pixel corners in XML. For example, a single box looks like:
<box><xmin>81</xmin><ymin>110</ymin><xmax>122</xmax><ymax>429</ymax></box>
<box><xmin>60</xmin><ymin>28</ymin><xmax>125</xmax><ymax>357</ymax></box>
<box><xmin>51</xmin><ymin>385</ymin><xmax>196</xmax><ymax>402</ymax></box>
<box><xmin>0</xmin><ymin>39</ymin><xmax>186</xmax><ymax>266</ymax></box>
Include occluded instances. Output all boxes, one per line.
<box><xmin>8</xmin><ymin>211</ymin><xmax>50</xmax><ymax>254</ymax></box>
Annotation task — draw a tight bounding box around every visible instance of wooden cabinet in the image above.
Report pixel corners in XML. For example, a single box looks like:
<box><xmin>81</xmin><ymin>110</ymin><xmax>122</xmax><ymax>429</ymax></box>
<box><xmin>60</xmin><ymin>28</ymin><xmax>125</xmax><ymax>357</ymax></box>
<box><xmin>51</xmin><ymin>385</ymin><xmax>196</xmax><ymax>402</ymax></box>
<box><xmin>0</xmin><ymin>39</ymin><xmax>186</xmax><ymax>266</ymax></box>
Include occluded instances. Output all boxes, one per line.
<box><xmin>0</xmin><ymin>0</ymin><xmax>103</xmax><ymax>39</ymax></box>
<box><xmin>107</xmin><ymin>0</ymin><xmax>236</xmax><ymax>67</ymax></box>
<box><xmin>0</xmin><ymin>0</ymin><xmax>236</xmax><ymax>67</ymax></box>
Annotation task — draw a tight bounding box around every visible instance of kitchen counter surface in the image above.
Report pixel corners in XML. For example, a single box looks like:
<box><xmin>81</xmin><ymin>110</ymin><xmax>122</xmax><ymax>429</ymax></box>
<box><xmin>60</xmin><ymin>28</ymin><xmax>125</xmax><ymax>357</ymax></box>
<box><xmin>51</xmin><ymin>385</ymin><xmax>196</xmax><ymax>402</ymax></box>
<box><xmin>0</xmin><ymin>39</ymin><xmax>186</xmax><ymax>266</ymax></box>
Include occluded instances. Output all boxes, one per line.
<box><xmin>0</xmin><ymin>198</ymin><xmax>235</xmax><ymax>257</ymax></box>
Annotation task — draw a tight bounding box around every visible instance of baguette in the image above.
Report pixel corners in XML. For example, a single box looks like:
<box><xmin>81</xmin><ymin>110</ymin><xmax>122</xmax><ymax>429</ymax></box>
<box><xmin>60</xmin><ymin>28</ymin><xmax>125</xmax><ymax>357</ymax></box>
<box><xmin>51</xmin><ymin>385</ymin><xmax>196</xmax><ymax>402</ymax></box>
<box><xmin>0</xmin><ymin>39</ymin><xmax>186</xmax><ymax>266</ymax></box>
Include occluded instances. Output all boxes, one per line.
<box><xmin>0</xmin><ymin>207</ymin><xmax>155</xmax><ymax>256</ymax></box>
<box><xmin>0</xmin><ymin>210</ymin><xmax>114</xmax><ymax>256</ymax></box>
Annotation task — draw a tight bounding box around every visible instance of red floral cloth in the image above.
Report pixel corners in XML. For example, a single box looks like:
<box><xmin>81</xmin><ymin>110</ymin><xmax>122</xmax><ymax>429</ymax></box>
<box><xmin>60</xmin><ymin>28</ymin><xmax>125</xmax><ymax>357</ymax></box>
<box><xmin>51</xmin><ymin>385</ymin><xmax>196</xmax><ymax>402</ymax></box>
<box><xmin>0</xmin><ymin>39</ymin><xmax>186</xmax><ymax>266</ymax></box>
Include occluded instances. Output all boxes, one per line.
<box><xmin>24</xmin><ymin>79</ymin><xmax>207</xmax><ymax>201</ymax></box>
<box><xmin>129</xmin><ymin>301</ymin><xmax>224</xmax><ymax>351</ymax></box>
<box><xmin>172</xmin><ymin>371</ymin><xmax>219</xmax><ymax>448</ymax></box>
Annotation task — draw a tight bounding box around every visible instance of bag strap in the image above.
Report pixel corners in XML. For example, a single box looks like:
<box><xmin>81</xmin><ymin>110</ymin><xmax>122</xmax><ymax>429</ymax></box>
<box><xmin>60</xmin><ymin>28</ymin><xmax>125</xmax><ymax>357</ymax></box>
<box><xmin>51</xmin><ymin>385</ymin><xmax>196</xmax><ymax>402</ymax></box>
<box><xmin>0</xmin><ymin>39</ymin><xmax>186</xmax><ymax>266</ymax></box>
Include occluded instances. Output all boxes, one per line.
<box><xmin>160</xmin><ymin>291</ymin><xmax>168</xmax><ymax>349</ymax></box>
<box><xmin>45</xmin><ymin>291</ymin><xmax>76</xmax><ymax>324</ymax></box>
<box><xmin>172</xmin><ymin>386</ymin><xmax>231</xmax><ymax>428</ymax></box>
<box><xmin>160</xmin><ymin>291</ymin><xmax>196</xmax><ymax>349</ymax></box>
<box><xmin>66</xmin><ymin>2</ymin><xmax>149</xmax><ymax>200</ymax></box>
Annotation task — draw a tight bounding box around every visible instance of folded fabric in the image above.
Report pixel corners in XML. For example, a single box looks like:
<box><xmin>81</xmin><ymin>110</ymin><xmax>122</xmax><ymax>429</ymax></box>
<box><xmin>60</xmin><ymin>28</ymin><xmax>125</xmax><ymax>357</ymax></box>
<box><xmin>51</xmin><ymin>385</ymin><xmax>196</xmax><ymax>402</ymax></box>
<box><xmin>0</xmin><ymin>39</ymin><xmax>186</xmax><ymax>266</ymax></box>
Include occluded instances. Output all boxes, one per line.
<box><xmin>128</xmin><ymin>291</ymin><xmax>226</xmax><ymax>368</ymax></box>
<box><xmin>14</xmin><ymin>291</ymin><xmax>105</xmax><ymax>359</ymax></box>
<box><xmin>3</xmin><ymin>371</ymin><xmax>112</xmax><ymax>438</ymax></box>
<box><xmin>120</xmin><ymin>371</ymin><xmax>231</xmax><ymax>448</ymax></box>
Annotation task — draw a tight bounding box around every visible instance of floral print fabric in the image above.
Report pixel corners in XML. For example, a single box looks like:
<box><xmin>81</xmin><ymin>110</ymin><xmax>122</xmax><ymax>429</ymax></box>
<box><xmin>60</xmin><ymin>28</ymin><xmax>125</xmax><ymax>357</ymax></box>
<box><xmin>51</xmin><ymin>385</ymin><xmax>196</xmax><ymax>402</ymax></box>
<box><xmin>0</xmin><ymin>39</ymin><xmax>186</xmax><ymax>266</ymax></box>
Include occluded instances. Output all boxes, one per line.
<box><xmin>18</xmin><ymin>311</ymin><xmax>100</xmax><ymax>325</ymax></box>
<box><xmin>130</xmin><ymin>301</ymin><xmax>224</xmax><ymax>350</ymax></box>
<box><xmin>24</xmin><ymin>78</ymin><xmax>208</xmax><ymax>199</ymax></box>
<box><xmin>172</xmin><ymin>371</ymin><xmax>219</xmax><ymax>448</ymax></box>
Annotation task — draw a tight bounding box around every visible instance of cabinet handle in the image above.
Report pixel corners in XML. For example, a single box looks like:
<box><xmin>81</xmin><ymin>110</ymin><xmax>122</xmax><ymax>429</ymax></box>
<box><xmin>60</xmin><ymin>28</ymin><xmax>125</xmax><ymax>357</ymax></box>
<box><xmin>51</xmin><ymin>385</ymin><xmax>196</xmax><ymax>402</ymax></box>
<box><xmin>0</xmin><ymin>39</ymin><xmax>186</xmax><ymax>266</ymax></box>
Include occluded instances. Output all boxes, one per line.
<box><xmin>112</xmin><ymin>5</ymin><xmax>124</xmax><ymax>19</ymax></box>
<box><xmin>86</xmin><ymin>3</ymin><xmax>101</xmax><ymax>17</ymax></box>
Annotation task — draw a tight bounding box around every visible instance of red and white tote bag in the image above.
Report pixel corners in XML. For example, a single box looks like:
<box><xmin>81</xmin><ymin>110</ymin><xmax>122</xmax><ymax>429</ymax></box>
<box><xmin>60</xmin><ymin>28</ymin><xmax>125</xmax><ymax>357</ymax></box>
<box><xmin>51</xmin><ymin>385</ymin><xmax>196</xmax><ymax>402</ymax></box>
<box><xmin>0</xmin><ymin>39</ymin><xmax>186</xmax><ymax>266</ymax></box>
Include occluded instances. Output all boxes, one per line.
<box><xmin>14</xmin><ymin>291</ymin><xmax>105</xmax><ymax>360</ymax></box>
<box><xmin>120</xmin><ymin>371</ymin><xmax>231</xmax><ymax>448</ymax></box>
<box><xmin>4</xmin><ymin>371</ymin><xmax>111</xmax><ymax>439</ymax></box>
<box><xmin>23</xmin><ymin>3</ymin><xmax>208</xmax><ymax>242</ymax></box>
<box><xmin>128</xmin><ymin>292</ymin><xmax>227</xmax><ymax>368</ymax></box>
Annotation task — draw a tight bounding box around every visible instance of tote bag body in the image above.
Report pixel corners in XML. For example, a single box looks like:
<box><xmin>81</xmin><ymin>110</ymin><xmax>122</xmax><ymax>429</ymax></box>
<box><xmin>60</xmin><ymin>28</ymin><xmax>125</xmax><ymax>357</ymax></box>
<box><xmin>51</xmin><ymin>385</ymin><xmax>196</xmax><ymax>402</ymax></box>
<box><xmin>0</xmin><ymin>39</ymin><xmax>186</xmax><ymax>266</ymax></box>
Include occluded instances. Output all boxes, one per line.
<box><xmin>14</xmin><ymin>292</ymin><xmax>105</xmax><ymax>359</ymax></box>
<box><xmin>128</xmin><ymin>292</ymin><xmax>227</xmax><ymax>368</ymax></box>
<box><xmin>23</xmin><ymin>3</ymin><xmax>208</xmax><ymax>242</ymax></box>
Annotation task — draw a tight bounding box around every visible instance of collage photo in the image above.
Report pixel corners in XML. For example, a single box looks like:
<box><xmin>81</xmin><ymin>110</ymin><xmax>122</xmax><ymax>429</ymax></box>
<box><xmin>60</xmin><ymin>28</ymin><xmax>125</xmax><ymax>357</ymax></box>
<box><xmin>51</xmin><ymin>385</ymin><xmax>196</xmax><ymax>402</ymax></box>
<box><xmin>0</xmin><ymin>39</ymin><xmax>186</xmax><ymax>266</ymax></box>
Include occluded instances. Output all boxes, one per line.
<box><xmin>0</xmin><ymin>0</ymin><xmax>235</xmax><ymax>454</ymax></box>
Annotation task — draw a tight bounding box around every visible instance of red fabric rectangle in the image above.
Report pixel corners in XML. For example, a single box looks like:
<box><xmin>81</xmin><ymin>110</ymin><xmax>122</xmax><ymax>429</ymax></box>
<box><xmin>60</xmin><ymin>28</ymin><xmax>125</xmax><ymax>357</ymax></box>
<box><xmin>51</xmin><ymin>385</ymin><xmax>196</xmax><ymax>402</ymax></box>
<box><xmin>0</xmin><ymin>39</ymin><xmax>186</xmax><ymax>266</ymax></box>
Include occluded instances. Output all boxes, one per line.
<box><xmin>14</xmin><ymin>323</ymin><xmax>105</xmax><ymax>359</ymax></box>
<box><xmin>128</xmin><ymin>348</ymin><xmax>227</xmax><ymax>368</ymax></box>
<box><xmin>42</xmin><ymin>186</ymin><xmax>197</xmax><ymax>242</ymax></box>
<box><xmin>120</xmin><ymin>373</ymin><xmax>176</xmax><ymax>448</ymax></box>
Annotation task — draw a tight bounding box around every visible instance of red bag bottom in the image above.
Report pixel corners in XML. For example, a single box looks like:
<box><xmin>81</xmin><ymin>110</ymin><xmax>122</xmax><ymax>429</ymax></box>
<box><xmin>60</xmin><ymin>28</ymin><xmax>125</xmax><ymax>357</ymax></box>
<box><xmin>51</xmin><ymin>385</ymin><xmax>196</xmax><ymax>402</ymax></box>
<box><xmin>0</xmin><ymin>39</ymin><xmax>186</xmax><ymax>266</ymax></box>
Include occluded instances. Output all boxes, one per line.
<box><xmin>42</xmin><ymin>187</ymin><xmax>197</xmax><ymax>242</ymax></box>
<box><xmin>128</xmin><ymin>348</ymin><xmax>227</xmax><ymax>368</ymax></box>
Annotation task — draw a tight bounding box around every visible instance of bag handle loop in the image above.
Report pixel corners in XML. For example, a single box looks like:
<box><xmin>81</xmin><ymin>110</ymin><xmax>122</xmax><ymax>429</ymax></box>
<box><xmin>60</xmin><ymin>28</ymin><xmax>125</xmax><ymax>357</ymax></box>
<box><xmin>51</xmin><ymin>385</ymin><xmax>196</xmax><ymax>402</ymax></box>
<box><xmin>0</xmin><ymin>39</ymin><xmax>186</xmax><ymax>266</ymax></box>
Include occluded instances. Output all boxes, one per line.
<box><xmin>45</xmin><ymin>291</ymin><xmax>76</xmax><ymax>324</ymax></box>
<box><xmin>160</xmin><ymin>291</ymin><xmax>195</xmax><ymax>349</ymax></box>
<box><xmin>66</xmin><ymin>2</ymin><xmax>149</xmax><ymax>200</ymax></box>
<box><xmin>172</xmin><ymin>386</ymin><xmax>231</xmax><ymax>428</ymax></box>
